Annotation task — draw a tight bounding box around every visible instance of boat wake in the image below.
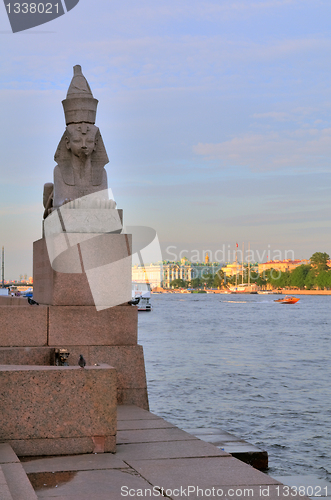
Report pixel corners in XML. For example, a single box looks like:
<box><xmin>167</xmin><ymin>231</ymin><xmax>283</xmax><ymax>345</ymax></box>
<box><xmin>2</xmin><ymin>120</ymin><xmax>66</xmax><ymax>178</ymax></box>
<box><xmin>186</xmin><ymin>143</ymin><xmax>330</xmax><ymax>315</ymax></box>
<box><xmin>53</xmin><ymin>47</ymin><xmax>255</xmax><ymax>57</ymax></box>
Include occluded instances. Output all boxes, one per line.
<box><xmin>221</xmin><ymin>300</ymin><xmax>248</xmax><ymax>303</ymax></box>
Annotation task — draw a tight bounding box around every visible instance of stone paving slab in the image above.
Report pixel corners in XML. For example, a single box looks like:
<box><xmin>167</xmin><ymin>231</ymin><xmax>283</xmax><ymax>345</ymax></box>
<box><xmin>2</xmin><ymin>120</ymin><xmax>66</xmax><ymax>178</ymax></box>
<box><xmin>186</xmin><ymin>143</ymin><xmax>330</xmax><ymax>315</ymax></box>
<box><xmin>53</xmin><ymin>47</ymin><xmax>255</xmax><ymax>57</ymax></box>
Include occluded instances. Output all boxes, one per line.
<box><xmin>28</xmin><ymin>468</ymin><xmax>154</xmax><ymax>499</ymax></box>
<box><xmin>124</xmin><ymin>456</ymin><xmax>280</xmax><ymax>489</ymax></box>
<box><xmin>116</xmin><ymin>439</ymin><xmax>229</xmax><ymax>461</ymax></box>
<box><xmin>0</xmin><ymin>444</ymin><xmax>20</xmax><ymax>464</ymax></box>
<box><xmin>0</xmin><ymin>466</ymin><xmax>13</xmax><ymax>500</ymax></box>
<box><xmin>117</xmin><ymin>427</ymin><xmax>197</xmax><ymax>444</ymax></box>
<box><xmin>117</xmin><ymin>418</ymin><xmax>176</xmax><ymax>430</ymax></box>
<box><xmin>117</xmin><ymin>404</ymin><xmax>160</xmax><ymax>420</ymax></box>
<box><xmin>2</xmin><ymin>462</ymin><xmax>38</xmax><ymax>500</ymax></box>
<box><xmin>184</xmin><ymin>427</ymin><xmax>237</xmax><ymax>437</ymax></box>
<box><xmin>222</xmin><ymin>442</ymin><xmax>264</xmax><ymax>452</ymax></box>
<box><xmin>188</xmin><ymin>431</ymin><xmax>245</xmax><ymax>443</ymax></box>
<box><xmin>22</xmin><ymin>453</ymin><xmax>128</xmax><ymax>474</ymax></box>
<box><xmin>20</xmin><ymin>405</ymin><xmax>310</xmax><ymax>500</ymax></box>
<box><xmin>185</xmin><ymin>427</ymin><xmax>268</xmax><ymax>469</ymax></box>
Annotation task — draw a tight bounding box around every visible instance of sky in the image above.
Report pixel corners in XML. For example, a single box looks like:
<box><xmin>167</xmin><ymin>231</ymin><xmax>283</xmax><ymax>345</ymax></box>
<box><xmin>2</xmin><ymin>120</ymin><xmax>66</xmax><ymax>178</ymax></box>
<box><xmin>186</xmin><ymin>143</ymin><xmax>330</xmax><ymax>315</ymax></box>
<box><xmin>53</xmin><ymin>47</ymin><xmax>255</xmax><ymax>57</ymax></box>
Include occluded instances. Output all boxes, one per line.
<box><xmin>1</xmin><ymin>0</ymin><xmax>331</xmax><ymax>279</ymax></box>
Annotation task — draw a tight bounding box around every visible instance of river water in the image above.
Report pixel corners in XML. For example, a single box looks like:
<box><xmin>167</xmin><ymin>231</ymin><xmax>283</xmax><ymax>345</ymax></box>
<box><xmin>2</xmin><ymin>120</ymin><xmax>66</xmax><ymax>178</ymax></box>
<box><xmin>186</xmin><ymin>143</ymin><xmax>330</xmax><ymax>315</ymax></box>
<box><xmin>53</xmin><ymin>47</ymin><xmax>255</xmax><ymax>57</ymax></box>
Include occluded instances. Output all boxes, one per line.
<box><xmin>137</xmin><ymin>293</ymin><xmax>331</xmax><ymax>480</ymax></box>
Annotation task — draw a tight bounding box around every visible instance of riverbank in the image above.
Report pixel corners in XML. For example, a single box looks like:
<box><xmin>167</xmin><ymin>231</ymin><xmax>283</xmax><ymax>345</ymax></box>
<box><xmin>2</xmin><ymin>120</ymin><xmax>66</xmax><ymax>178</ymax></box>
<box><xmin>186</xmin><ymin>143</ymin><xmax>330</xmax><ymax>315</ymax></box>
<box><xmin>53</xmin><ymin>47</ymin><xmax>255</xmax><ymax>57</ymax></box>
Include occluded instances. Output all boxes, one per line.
<box><xmin>277</xmin><ymin>289</ymin><xmax>331</xmax><ymax>295</ymax></box>
<box><xmin>152</xmin><ymin>288</ymin><xmax>331</xmax><ymax>295</ymax></box>
<box><xmin>9</xmin><ymin>405</ymin><xmax>310</xmax><ymax>499</ymax></box>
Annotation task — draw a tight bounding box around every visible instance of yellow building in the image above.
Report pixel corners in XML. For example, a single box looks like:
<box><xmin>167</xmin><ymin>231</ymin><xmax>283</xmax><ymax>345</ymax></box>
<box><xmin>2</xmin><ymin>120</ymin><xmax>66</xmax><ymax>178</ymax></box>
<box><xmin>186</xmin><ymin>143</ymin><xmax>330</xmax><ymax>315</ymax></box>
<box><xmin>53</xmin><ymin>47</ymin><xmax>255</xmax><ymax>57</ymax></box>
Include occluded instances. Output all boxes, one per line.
<box><xmin>132</xmin><ymin>258</ymin><xmax>220</xmax><ymax>289</ymax></box>
<box><xmin>258</xmin><ymin>259</ymin><xmax>309</xmax><ymax>274</ymax></box>
<box><xmin>132</xmin><ymin>263</ymin><xmax>163</xmax><ymax>289</ymax></box>
<box><xmin>221</xmin><ymin>262</ymin><xmax>241</xmax><ymax>277</ymax></box>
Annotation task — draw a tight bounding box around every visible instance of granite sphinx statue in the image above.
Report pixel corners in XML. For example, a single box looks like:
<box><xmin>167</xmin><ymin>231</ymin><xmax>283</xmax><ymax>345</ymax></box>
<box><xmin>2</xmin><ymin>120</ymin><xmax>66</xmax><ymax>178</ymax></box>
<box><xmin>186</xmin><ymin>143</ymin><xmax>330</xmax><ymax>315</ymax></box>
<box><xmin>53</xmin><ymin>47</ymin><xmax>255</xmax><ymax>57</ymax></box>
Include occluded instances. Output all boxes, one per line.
<box><xmin>43</xmin><ymin>65</ymin><xmax>115</xmax><ymax>219</ymax></box>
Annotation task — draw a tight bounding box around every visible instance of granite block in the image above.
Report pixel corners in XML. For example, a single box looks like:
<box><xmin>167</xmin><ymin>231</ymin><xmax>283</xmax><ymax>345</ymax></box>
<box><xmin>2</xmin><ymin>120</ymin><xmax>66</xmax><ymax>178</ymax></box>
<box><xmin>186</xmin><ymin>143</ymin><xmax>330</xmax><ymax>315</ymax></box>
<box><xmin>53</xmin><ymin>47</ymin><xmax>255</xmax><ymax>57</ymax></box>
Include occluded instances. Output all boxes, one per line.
<box><xmin>116</xmin><ymin>440</ymin><xmax>229</xmax><ymax>461</ymax></box>
<box><xmin>0</xmin><ymin>306</ymin><xmax>48</xmax><ymax>347</ymax></box>
<box><xmin>89</xmin><ymin>345</ymin><xmax>147</xmax><ymax>388</ymax></box>
<box><xmin>0</xmin><ymin>467</ymin><xmax>12</xmax><ymax>500</ymax></box>
<box><xmin>0</xmin><ymin>347</ymin><xmax>54</xmax><ymax>366</ymax></box>
<box><xmin>117</xmin><ymin>418</ymin><xmax>175</xmax><ymax>430</ymax></box>
<box><xmin>228</xmin><ymin>450</ymin><xmax>268</xmax><ymax>470</ymax></box>
<box><xmin>117</xmin><ymin>427</ymin><xmax>197</xmax><ymax>444</ymax></box>
<box><xmin>48</xmin><ymin>305</ymin><xmax>137</xmax><ymax>346</ymax></box>
<box><xmin>124</xmin><ymin>456</ymin><xmax>279</xmax><ymax>489</ymax></box>
<box><xmin>0</xmin><ymin>297</ymin><xmax>28</xmax><ymax>306</ymax></box>
<box><xmin>27</xmin><ymin>468</ymin><xmax>153</xmax><ymax>500</ymax></box>
<box><xmin>33</xmin><ymin>234</ymin><xmax>132</xmax><ymax>308</ymax></box>
<box><xmin>1</xmin><ymin>463</ymin><xmax>38</xmax><ymax>500</ymax></box>
<box><xmin>22</xmin><ymin>452</ymin><xmax>128</xmax><ymax>474</ymax></box>
<box><xmin>54</xmin><ymin>208</ymin><xmax>123</xmax><ymax>234</ymax></box>
<box><xmin>117</xmin><ymin>405</ymin><xmax>159</xmax><ymax>421</ymax></box>
<box><xmin>117</xmin><ymin>388</ymin><xmax>149</xmax><ymax>409</ymax></box>
<box><xmin>8</xmin><ymin>436</ymin><xmax>116</xmax><ymax>457</ymax></box>
<box><xmin>33</xmin><ymin>238</ymin><xmax>95</xmax><ymax>305</ymax></box>
<box><xmin>0</xmin><ymin>444</ymin><xmax>19</xmax><ymax>464</ymax></box>
<box><xmin>184</xmin><ymin>427</ymin><xmax>240</xmax><ymax>438</ymax></box>
<box><xmin>39</xmin><ymin>346</ymin><xmax>148</xmax><ymax>408</ymax></box>
<box><xmin>51</xmin><ymin>347</ymin><xmax>148</xmax><ymax>409</ymax></box>
<box><xmin>0</xmin><ymin>364</ymin><xmax>116</xmax><ymax>455</ymax></box>
<box><xmin>193</xmin><ymin>433</ymin><xmax>241</xmax><ymax>443</ymax></box>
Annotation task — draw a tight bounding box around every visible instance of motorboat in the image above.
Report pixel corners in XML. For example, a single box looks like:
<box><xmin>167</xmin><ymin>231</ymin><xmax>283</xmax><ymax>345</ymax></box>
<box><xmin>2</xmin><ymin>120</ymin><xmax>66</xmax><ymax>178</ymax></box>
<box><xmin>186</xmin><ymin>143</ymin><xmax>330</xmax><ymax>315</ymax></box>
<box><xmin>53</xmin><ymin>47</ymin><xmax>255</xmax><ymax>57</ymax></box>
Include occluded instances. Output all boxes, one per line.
<box><xmin>274</xmin><ymin>295</ymin><xmax>300</xmax><ymax>304</ymax></box>
<box><xmin>132</xmin><ymin>282</ymin><xmax>152</xmax><ymax>311</ymax></box>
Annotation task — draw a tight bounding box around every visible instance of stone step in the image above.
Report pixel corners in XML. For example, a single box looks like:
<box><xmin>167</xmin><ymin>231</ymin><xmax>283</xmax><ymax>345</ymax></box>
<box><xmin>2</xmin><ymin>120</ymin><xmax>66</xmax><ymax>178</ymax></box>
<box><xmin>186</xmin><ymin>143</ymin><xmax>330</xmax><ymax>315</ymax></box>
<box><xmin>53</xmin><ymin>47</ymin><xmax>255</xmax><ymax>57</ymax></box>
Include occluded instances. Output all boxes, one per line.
<box><xmin>0</xmin><ymin>444</ymin><xmax>37</xmax><ymax>500</ymax></box>
<box><xmin>0</xmin><ymin>466</ymin><xmax>13</xmax><ymax>500</ymax></box>
<box><xmin>183</xmin><ymin>427</ymin><xmax>268</xmax><ymax>470</ymax></box>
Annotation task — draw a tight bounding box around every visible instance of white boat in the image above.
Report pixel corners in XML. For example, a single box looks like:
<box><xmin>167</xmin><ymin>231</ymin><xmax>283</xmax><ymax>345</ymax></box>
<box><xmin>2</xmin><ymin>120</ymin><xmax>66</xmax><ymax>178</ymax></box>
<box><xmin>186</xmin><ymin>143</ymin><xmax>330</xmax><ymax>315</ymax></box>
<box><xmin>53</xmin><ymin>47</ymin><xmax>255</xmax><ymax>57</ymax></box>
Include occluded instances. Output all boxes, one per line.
<box><xmin>132</xmin><ymin>282</ymin><xmax>152</xmax><ymax>312</ymax></box>
<box><xmin>229</xmin><ymin>283</ymin><xmax>259</xmax><ymax>294</ymax></box>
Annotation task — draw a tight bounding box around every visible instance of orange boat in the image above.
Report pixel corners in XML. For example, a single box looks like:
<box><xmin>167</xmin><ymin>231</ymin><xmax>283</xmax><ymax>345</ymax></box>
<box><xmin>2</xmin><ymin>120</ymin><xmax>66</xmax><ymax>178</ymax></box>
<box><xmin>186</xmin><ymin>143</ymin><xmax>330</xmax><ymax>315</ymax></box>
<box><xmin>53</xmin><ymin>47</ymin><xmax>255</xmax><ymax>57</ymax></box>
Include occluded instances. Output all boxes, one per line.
<box><xmin>274</xmin><ymin>295</ymin><xmax>300</xmax><ymax>304</ymax></box>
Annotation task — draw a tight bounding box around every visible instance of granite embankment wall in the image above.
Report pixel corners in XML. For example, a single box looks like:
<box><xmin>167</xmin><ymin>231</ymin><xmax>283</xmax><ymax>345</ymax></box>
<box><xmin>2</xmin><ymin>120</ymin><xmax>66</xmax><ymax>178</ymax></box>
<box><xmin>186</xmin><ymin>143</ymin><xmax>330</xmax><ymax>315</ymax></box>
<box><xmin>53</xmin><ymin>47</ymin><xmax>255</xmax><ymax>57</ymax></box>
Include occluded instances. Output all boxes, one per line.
<box><xmin>281</xmin><ymin>289</ymin><xmax>331</xmax><ymax>295</ymax></box>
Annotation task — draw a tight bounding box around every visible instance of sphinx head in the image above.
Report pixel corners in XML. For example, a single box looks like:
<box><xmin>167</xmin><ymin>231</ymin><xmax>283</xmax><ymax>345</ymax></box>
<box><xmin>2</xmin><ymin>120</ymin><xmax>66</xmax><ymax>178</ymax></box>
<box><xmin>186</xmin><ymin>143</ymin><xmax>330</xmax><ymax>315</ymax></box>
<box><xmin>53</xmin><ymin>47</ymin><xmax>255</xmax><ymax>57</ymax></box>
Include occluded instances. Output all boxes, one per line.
<box><xmin>65</xmin><ymin>122</ymin><xmax>98</xmax><ymax>159</ymax></box>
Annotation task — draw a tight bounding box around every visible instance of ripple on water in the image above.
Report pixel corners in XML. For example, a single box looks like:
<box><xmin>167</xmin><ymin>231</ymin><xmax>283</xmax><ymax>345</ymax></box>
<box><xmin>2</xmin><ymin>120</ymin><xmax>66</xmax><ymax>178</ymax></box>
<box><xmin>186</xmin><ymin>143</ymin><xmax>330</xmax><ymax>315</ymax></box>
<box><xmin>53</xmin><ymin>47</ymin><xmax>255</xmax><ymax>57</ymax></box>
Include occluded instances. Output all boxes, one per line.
<box><xmin>138</xmin><ymin>293</ymin><xmax>331</xmax><ymax>480</ymax></box>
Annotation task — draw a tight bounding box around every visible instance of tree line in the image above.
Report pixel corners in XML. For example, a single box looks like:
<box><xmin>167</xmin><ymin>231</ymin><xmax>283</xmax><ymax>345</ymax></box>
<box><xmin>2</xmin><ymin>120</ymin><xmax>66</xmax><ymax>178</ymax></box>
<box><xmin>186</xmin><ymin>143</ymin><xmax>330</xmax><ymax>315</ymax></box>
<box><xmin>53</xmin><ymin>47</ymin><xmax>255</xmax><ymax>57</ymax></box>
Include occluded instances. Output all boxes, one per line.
<box><xmin>261</xmin><ymin>252</ymin><xmax>331</xmax><ymax>290</ymax></box>
<box><xmin>169</xmin><ymin>252</ymin><xmax>331</xmax><ymax>290</ymax></box>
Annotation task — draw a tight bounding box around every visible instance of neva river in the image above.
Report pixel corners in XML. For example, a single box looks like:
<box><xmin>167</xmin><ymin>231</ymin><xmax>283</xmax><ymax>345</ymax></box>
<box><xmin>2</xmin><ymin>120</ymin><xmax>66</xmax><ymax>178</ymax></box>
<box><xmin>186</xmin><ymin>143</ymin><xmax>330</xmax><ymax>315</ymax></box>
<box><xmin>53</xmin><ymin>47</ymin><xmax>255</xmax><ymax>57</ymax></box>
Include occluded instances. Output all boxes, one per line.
<box><xmin>138</xmin><ymin>293</ymin><xmax>331</xmax><ymax>480</ymax></box>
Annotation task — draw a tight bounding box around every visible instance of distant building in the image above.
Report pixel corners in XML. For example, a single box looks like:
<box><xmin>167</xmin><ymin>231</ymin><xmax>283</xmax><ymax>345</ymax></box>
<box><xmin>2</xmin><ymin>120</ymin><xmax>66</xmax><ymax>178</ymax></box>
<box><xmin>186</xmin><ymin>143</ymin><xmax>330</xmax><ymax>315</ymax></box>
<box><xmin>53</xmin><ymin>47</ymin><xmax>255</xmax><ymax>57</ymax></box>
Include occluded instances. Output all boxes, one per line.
<box><xmin>131</xmin><ymin>263</ymin><xmax>164</xmax><ymax>289</ymax></box>
<box><xmin>221</xmin><ymin>262</ymin><xmax>241</xmax><ymax>277</ymax></box>
<box><xmin>132</xmin><ymin>258</ymin><xmax>222</xmax><ymax>289</ymax></box>
<box><xmin>258</xmin><ymin>259</ymin><xmax>309</xmax><ymax>274</ymax></box>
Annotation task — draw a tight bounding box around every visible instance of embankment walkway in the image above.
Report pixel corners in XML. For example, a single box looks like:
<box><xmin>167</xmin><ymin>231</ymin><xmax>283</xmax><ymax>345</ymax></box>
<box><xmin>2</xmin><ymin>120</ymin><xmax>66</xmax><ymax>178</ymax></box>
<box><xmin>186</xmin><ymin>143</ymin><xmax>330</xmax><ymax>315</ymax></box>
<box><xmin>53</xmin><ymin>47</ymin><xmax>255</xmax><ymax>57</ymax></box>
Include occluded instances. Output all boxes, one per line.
<box><xmin>1</xmin><ymin>405</ymin><xmax>310</xmax><ymax>499</ymax></box>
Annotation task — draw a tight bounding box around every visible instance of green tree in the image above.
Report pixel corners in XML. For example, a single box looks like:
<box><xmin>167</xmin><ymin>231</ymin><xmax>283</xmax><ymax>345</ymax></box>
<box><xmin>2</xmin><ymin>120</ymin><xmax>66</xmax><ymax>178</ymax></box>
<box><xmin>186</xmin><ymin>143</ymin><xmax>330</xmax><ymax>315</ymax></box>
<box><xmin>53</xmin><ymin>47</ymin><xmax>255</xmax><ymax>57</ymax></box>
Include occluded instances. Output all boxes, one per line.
<box><xmin>199</xmin><ymin>273</ymin><xmax>215</xmax><ymax>288</ymax></box>
<box><xmin>249</xmin><ymin>270</ymin><xmax>267</xmax><ymax>287</ymax></box>
<box><xmin>316</xmin><ymin>270</ymin><xmax>331</xmax><ymax>289</ymax></box>
<box><xmin>213</xmin><ymin>269</ymin><xmax>224</xmax><ymax>288</ymax></box>
<box><xmin>191</xmin><ymin>277</ymin><xmax>203</xmax><ymax>288</ymax></box>
<box><xmin>304</xmin><ymin>268</ymin><xmax>317</xmax><ymax>290</ymax></box>
<box><xmin>290</xmin><ymin>265</ymin><xmax>311</xmax><ymax>289</ymax></box>
<box><xmin>170</xmin><ymin>278</ymin><xmax>188</xmax><ymax>289</ymax></box>
<box><xmin>310</xmin><ymin>252</ymin><xmax>330</xmax><ymax>271</ymax></box>
<box><xmin>266</xmin><ymin>269</ymin><xmax>290</xmax><ymax>288</ymax></box>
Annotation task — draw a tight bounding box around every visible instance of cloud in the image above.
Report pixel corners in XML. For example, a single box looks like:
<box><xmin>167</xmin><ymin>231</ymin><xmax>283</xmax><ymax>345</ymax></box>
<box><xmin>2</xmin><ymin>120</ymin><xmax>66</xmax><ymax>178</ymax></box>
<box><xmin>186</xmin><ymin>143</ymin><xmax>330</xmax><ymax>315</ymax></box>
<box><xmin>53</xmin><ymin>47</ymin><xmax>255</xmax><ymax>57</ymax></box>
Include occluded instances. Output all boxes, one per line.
<box><xmin>214</xmin><ymin>208</ymin><xmax>331</xmax><ymax>227</ymax></box>
<box><xmin>193</xmin><ymin>127</ymin><xmax>331</xmax><ymax>171</ymax></box>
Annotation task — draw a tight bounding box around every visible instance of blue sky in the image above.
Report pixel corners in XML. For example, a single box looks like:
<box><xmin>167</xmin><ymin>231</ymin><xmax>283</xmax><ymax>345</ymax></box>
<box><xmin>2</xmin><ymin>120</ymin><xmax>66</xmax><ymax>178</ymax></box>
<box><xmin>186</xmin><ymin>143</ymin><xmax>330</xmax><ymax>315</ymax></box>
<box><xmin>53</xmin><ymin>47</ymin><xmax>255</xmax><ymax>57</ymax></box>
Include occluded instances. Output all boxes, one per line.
<box><xmin>1</xmin><ymin>0</ymin><xmax>331</xmax><ymax>278</ymax></box>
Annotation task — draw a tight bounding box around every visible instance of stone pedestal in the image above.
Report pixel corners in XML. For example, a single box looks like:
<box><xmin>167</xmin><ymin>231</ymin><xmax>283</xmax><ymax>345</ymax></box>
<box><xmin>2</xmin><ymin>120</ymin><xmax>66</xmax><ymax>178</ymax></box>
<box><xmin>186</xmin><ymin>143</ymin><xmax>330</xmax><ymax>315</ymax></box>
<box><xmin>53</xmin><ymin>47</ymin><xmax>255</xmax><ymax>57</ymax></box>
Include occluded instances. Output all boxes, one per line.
<box><xmin>0</xmin><ymin>364</ymin><xmax>117</xmax><ymax>456</ymax></box>
<box><xmin>33</xmin><ymin>232</ymin><xmax>132</xmax><ymax>308</ymax></box>
<box><xmin>0</xmin><ymin>302</ymin><xmax>149</xmax><ymax>410</ymax></box>
<box><xmin>29</xmin><ymin>216</ymin><xmax>149</xmax><ymax>411</ymax></box>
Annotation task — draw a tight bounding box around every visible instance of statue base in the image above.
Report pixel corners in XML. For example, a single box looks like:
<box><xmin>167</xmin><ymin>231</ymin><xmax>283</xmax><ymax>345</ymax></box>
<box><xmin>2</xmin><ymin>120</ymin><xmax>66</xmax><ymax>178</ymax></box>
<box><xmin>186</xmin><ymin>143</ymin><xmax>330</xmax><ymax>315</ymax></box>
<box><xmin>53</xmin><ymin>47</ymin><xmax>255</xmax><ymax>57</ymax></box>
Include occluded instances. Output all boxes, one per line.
<box><xmin>0</xmin><ymin>364</ymin><xmax>117</xmax><ymax>456</ymax></box>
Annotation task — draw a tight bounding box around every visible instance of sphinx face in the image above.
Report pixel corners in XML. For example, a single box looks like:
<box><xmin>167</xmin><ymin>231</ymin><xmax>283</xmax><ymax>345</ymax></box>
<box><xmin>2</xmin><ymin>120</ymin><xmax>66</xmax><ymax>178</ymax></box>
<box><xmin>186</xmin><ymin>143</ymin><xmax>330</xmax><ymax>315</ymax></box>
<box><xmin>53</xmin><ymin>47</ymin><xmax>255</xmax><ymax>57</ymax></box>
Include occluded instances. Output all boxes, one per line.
<box><xmin>65</xmin><ymin>122</ymin><xmax>98</xmax><ymax>159</ymax></box>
